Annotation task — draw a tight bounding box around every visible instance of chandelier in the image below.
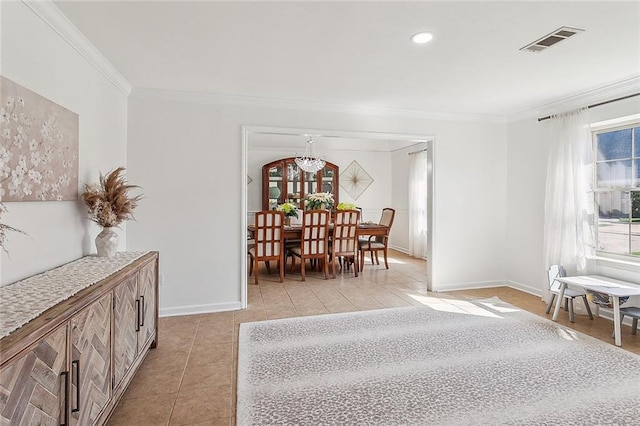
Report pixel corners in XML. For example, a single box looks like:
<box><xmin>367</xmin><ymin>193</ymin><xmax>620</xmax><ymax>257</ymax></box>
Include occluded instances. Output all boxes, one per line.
<box><xmin>295</xmin><ymin>136</ymin><xmax>326</xmax><ymax>173</ymax></box>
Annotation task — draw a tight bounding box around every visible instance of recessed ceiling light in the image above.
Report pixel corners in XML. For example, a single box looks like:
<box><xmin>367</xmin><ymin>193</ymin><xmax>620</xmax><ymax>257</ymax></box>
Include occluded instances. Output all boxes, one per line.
<box><xmin>411</xmin><ymin>31</ymin><xmax>433</xmax><ymax>44</ymax></box>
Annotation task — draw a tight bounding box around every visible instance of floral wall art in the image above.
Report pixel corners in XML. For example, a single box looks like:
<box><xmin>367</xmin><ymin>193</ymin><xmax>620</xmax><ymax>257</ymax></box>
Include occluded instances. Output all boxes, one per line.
<box><xmin>0</xmin><ymin>76</ymin><xmax>79</xmax><ymax>201</ymax></box>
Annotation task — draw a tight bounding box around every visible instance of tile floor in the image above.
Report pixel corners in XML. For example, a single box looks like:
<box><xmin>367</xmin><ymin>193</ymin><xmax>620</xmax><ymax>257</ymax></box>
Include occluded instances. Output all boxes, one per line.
<box><xmin>106</xmin><ymin>250</ymin><xmax>639</xmax><ymax>425</ymax></box>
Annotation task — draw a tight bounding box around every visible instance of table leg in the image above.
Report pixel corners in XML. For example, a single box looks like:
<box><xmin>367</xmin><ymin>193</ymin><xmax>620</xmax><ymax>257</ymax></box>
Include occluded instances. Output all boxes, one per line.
<box><xmin>613</xmin><ymin>296</ymin><xmax>621</xmax><ymax>347</ymax></box>
<box><xmin>551</xmin><ymin>283</ymin><xmax>566</xmax><ymax>321</ymax></box>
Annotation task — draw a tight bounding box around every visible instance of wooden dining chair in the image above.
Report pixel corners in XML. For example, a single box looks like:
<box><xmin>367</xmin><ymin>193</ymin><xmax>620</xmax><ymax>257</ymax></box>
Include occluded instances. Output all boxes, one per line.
<box><xmin>247</xmin><ymin>236</ymin><xmax>256</xmax><ymax>276</ymax></box>
<box><xmin>290</xmin><ymin>209</ymin><xmax>330</xmax><ymax>281</ymax></box>
<box><xmin>330</xmin><ymin>210</ymin><xmax>360</xmax><ymax>278</ymax></box>
<box><xmin>359</xmin><ymin>208</ymin><xmax>395</xmax><ymax>271</ymax></box>
<box><xmin>248</xmin><ymin>211</ymin><xmax>285</xmax><ymax>285</ymax></box>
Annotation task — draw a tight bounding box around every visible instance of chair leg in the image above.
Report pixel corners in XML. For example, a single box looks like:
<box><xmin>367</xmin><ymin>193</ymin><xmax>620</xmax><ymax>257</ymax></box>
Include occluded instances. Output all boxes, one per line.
<box><xmin>249</xmin><ymin>255</ymin><xmax>254</xmax><ymax>276</ymax></box>
<box><xmin>301</xmin><ymin>258</ymin><xmax>306</xmax><ymax>281</ymax></box>
<box><xmin>279</xmin><ymin>257</ymin><xmax>284</xmax><ymax>283</ymax></box>
<box><xmin>360</xmin><ymin>250</ymin><xmax>365</xmax><ymax>271</ymax></box>
<box><xmin>568</xmin><ymin>299</ymin><xmax>575</xmax><ymax>323</ymax></box>
<box><xmin>582</xmin><ymin>295</ymin><xmax>593</xmax><ymax>319</ymax></box>
<box><xmin>253</xmin><ymin>257</ymin><xmax>259</xmax><ymax>285</ymax></box>
<box><xmin>354</xmin><ymin>252</ymin><xmax>359</xmax><ymax>277</ymax></box>
<box><xmin>545</xmin><ymin>293</ymin><xmax>556</xmax><ymax>314</ymax></box>
<box><xmin>331</xmin><ymin>255</ymin><xmax>336</xmax><ymax>279</ymax></box>
<box><xmin>265</xmin><ymin>261</ymin><xmax>271</xmax><ymax>274</ymax></box>
<box><xmin>383</xmin><ymin>247</ymin><xmax>389</xmax><ymax>269</ymax></box>
<box><xmin>632</xmin><ymin>318</ymin><xmax>638</xmax><ymax>336</ymax></box>
<box><xmin>322</xmin><ymin>256</ymin><xmax>329</xmax><ymax>280</ymax></box>
<box><xmin>374</xmin><ymin>250</ymin><xmax>379</xmax><ymax>265</ymax></box>
<box><xmin>283</xmin><ymin>254</ymin><xmax>287</xmax><ymax>277</ymax></box>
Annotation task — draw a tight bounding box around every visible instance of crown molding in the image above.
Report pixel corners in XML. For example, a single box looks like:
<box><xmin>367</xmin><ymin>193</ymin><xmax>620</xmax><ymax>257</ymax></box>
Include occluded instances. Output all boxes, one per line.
<box><xmin>13</xmin><ymin>0</ymin><xmax>638</xmax><ymax>123</ymax></box>
<box><xmin>21</xmin><ymin>0</ymin><xmax>132</xmax><ymax>96</ymax></box>
<box><xmin>507</xmin><ymin>75</ymin><xmax>640</xmax><ymax>123</ymax></box>
<box><xmin>131</xmin><ymin>87</ymin><xmax>509</xmax><ymax>124</ymax></box>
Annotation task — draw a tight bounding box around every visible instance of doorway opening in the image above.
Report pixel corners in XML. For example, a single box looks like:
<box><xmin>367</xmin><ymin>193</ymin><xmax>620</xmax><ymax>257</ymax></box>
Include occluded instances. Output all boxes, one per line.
<box><xmin>241</xmin><ymin>125</ymin><xmax>434</xmax><ymax>308</ymax></box>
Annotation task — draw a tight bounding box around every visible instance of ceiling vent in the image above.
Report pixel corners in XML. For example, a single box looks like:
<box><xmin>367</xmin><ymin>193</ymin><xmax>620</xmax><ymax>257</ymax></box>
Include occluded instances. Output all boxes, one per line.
<box><xmin>520</xmin><ymin>26</ymin><xmax>584</xmax><ymax>53</ymax></box>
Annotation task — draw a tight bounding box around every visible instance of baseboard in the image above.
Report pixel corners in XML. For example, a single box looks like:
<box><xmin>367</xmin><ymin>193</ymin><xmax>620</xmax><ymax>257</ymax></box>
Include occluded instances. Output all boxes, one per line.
<box><xmin>389</xmin><ymin>245</ymin><xmax>409</xmax><ymax>254</ymax></box>
<box><xmin>435</xmin><ymin>280</ymin><xmax>508</xmax><ymax>292</ymax></box>
<box><xmin>388</xmin><ymin>245</ymin><xmax>428</xmax><ymax>259</ymax></box>
<box><xmin>435</xmin><ymin>279</ymin><xmax>543</xmax><ymax>297</ymax></box>
<box><xmin>159</xmin><ymin>301</ymin><xmax>242</xmax><ymax>317</ymax></box>
<box><xmin>504</xmin><ymin>280</ymin><xmax>543</xmax><ymax>297</ymax></box>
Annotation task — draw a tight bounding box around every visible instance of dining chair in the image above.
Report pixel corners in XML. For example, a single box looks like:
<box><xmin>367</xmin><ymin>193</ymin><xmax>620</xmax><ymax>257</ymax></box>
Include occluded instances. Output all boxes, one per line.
<box><xmin>289</xmin><ymin>209</ymin><xmax>330</xmax><ymax>281</ymax></box>
<box><xmin>355</xmin><ymin>206</ymin><xmax>363</xmax><ymax>222</ymax></box>
<box><xmin>247</xmin><ymin>236</ymin><xmax>256</xmax><ymax>276</ymax></box>
<box><xmin>619</xmin><ymin>307</ymin><xmax>640</xmax><ymax>336</ymax></box>
<box><xmin>544</xmin><ymin>265</ymin><xmax>593</xmax><ymax>323</ymax></box>
<box><xmin>248</xmin><ymin>211</ymin><xmax>285</xmax><ymax>285</ymax></box>
<box><xmin>330</xmin><ymin>210</ymin><xmax>360</xmax><ymax>278</ymax></box>
<box><xmin>604</xmin><ymin>305</ymin><xmax>640</xmax><ymax>339</ymax></box>
<box><xmin>358</xmin><ymin>208</ymin><xmax>395</xmax><ymax>271</ymax></box>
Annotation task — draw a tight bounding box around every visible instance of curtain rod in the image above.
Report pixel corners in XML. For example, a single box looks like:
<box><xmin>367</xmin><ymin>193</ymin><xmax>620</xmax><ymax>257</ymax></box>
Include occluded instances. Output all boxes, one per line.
<box><xmin>408</xmin><ymin>148</ymin><xmax>428</xmax><ymax>156</ymax></box>
<box><xmin>537</xmin><ymin>92</ymin><xmax>640</xmax><ymax>122</ymax></box>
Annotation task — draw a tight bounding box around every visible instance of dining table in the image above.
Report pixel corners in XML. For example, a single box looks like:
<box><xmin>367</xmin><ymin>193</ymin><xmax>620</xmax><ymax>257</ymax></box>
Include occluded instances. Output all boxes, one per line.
<box><xmin>247</xmin><ymin>222</ymin><xmax>390</xmax><ymax>240</ymax></box>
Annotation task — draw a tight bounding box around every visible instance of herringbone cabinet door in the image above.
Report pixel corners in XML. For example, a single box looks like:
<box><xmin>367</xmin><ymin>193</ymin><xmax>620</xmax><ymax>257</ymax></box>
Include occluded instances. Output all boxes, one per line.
<box><xmin>0</xmin><ymin>326</ymin><xmax>67</xmax><ymax>425</ymax></box>
<box><xmin>113</xmin><ymin>276</ymin><xmax>138</xmax><ymax>389</ymax></box>
<box><xmin>139</xmin><ymin>262</ymin><xmax>156</xmax><ymax>350</ymax></box>
<box><xmin>70</xmin><ymin>293</ymin><xmax>111</xmax><ymax>426</ymax></box>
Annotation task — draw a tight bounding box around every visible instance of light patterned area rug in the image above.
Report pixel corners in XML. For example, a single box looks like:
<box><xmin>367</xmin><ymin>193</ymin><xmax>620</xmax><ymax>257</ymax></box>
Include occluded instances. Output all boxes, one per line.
<box><xmin>237</xmin><ymin>297</ymin><xmax>640</xmax><ymax>425</ymax></box>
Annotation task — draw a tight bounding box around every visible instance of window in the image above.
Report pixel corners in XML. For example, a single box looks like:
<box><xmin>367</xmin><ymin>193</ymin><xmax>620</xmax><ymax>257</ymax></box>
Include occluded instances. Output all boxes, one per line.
<box><xmin>593</xmin><ymin>124</ymin><xmax>640</xmax><ymax>257</ymax></box>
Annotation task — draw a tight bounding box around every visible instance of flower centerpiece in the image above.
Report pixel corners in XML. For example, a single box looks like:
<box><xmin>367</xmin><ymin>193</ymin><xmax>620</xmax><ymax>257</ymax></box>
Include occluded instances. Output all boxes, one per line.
<box><xmin>277</xmin><ymin>202</ymin><xmax>298</xmax><ymax>226</ymax></box>
<box><xmin>0</xmin><ymin>202</ymin><xmax>27</xmax><ymax>254</ymax></box>
<box><xmin>81</xmin><ymin>167</ymin><xmax>143</xmax><ymax>257</ymax></box>
<box><xmin>305</xmin><ymin>192</ymin><xmax>334</xmax><ymax>211</ymax></box>
<box><xmin>337</xmin><ymin>202</ymin><xmax>356</xmax><ymax>211</ymax></box>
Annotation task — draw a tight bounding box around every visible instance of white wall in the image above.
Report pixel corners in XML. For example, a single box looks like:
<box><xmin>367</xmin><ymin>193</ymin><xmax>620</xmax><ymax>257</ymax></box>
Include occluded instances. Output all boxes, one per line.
<box><xmin>390</xmin><ymin>143</ymin><xmax>429</xmax><ymax>253</ymax></box>
<box><xmin>505</xmin><ymin>96</ymin><xmax>640</xmax><ymax>298</ymax></box>
<box><xmin>0</xmin><ymin>2</ymin><xmax>129</xmax><ymax>285</ymax></box>
<box><xmin>504</xmin><ymin>117</ymin><xmax>550</xmax><ymax>295</ymax></box>
<box><xmin>127</xmin><ymin>92</ymin><xmax>508</xmax><ymax>315</ymax></box>
<box><xmin>433</xmin><ymin>123</ymin><xmax>508</xmax><ymax>290</ymax></box>
<box><xmin>2</xmin><ymin>1</ymin><xmax>635</xmax><ymax>318</ymax></box>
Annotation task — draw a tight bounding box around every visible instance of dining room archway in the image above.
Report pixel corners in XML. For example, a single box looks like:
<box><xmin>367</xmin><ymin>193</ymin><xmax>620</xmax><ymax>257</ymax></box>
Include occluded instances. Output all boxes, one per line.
<box><xmin>240</xmin><ymin>126</ymin><xmax>434</xmax><ymax>309</ymax></box>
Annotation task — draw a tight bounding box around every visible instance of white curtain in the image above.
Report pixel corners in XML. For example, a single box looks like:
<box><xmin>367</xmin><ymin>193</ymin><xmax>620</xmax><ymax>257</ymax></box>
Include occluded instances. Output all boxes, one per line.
<box><xmin>408</xmin><ymin>151</ymin><xmax>428</xmax><ymax>258</ymax></box>
<box><xmin>543</xmin><ymin>108</ymin><xmax>595</xmax><ymax>290</ymax></box>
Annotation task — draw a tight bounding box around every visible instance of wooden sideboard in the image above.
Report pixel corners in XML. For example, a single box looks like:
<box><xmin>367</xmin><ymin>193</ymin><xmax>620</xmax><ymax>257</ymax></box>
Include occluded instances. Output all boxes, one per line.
<box><xmin>0</xmin><ymin>251</ymin><xmax>159</xmax><ymax>425</ymax></box>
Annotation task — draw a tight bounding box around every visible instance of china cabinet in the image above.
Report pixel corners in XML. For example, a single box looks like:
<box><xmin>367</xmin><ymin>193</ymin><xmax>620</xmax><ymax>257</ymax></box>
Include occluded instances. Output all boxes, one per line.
<box><xmin>262</xmin><ymin>157</ymin><xmax>339</xmax><ymax>210</ymax></box>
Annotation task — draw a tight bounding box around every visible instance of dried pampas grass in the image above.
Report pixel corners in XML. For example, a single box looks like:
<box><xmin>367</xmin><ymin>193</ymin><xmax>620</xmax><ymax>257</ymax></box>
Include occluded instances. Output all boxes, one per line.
<box><xmin>0</xmin><ymin>202</ymin><xmax>27</xmax><ymax>253</ymax></box>
<box><xmin>82</xmin><ymin>167</ymin><xmax>143</xmax><ymax>227</ymax></box>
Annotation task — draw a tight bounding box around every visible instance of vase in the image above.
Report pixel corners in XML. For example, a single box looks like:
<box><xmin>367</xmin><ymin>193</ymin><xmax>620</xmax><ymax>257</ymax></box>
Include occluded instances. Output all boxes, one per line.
<box><xmin>285</xmin><ymin>217</ymin><xmax>291</xmax><ymax>227</ymax></box>
<box><xmin>95</xmin><ymin>227</ymin><xmax>119</xmax><ymax>257</ymax></box>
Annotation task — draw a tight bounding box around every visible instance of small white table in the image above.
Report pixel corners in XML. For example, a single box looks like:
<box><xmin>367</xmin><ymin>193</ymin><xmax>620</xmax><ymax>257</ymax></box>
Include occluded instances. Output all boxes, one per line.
<box><xmin>552</xmin><ymin>275</ymin><xmax>640</xmax><ymax>346</ymax></box>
